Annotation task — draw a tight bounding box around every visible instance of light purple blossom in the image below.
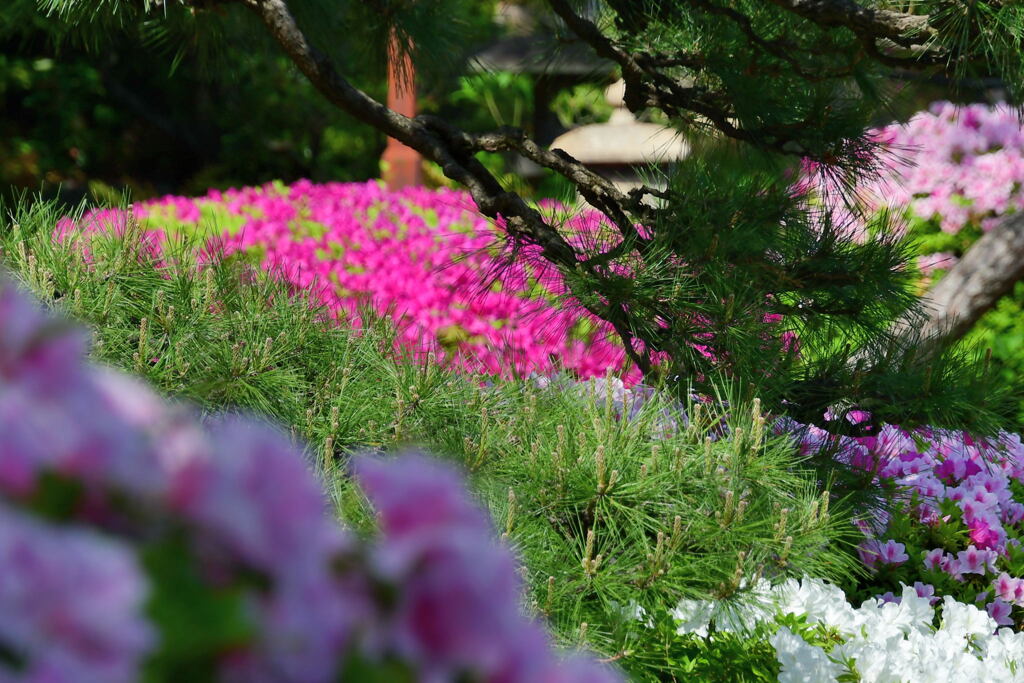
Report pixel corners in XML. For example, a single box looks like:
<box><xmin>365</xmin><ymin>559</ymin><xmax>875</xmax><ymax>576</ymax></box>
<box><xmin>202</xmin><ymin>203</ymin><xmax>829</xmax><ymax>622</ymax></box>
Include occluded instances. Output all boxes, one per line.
<box><xmin>877</xmin><ymin>539</ymin><xmax>909</xmax><ymax>566</ymax></box>
<box><xmin>987</xmin><ymin>599</ymin><xmax>1014</xmax><ymax>627</ymax></box>
<box><xmin>956</xmin><ymin>546</ymin><xmax>999</xmax><ymax>576</ymax></box>
<box><xmin>995</xmin><ymin>573</ymin><xmax>1024</xmax><ymax>607</ymax></box>
<box><xmin>914</xmin><ymin>582</ymin><xmax>939</xmax><ymax>606</ymax></box>
<box><xmin>355</xmin><ymin>454</ymin><xmax>615</xmax><ymax>682</ymax></box>
<box><xmin>878</xmin><ymin>591</ymin><xmax>901</xmax><ymax>605</ymax></box>
<box><xmin>0</xmin><ymin>504</ymin><xmax>154</xmax><ymax>683</ymax></box>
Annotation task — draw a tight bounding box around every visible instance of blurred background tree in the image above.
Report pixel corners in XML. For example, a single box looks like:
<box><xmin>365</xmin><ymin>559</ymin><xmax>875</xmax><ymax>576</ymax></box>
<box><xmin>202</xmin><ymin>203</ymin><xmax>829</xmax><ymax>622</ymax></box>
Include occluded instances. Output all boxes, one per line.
<box><xmin>1</xmin><ymin>0</ymin><xmax>622</xmax><ymax>203</ymax></box>
<box><xmin>0</xmin><ymin>0</ymin><xmax>503</xmax><ymax>202</ymax></box>
<box><xmin>2</xmin><ymin>0</ymin><xmax>998</xmax><ymax>204</ymax></box>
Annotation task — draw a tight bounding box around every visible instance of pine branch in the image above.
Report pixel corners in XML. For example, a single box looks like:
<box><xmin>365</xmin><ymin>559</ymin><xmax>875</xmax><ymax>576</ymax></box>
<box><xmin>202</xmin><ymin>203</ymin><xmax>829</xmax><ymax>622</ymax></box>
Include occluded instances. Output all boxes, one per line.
<box><xmin>764</xmin><ymin>0</ymin><xmax>934</xmax><ymax>46</ymax></box>
<box><xmin>683</xmin><ymin>0</ymin><xmax>861</xmax><ymax>82</ymax></box>
<box><xmin>236</xmin><ymin>0</ymin><xmax>657</xmax><ymax>246</ymax></box>
<box><xmin>546</xmin><ymin>0</ymin><xmax>876</xmax><ymax>159</ymax></box>
<box><xmin>70</xmin><ymin>0</ymin><xmax>1020</xmax><ymax>417</ymax></box>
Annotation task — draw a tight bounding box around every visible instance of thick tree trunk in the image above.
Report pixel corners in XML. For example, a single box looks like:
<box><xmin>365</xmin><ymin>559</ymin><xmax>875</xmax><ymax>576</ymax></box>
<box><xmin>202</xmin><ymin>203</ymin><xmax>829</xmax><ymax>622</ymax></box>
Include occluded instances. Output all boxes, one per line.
<box><xmin>897</xmin><ymin>212</ymin><xmax>1024</xmax><ymax>345</ymax></box>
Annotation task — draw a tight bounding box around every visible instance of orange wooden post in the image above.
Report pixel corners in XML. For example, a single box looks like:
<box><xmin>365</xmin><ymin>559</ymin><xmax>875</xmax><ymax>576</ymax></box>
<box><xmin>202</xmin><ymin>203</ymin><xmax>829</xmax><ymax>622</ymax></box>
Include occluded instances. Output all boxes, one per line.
<box><xmin>381</xmin><ymin>31</ymin><xmax>423</xmax><ymax>190</ymax></box>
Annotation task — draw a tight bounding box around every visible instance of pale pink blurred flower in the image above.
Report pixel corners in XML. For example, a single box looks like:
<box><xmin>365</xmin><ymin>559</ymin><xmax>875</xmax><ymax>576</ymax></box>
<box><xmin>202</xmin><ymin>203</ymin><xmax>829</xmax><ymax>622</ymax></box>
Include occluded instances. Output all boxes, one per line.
<box><xmin>917</xmin><ymin>252</ymin><xmax>957</xmax><ymax>274</ymax></box>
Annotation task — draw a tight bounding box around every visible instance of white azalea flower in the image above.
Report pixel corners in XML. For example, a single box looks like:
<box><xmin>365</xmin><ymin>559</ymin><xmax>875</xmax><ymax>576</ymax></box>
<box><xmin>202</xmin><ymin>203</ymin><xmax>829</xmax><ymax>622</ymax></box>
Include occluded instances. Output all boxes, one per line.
<box><xmin>633</xmin><ymin>577</ymin><xmax>1024</xmax><ymax>682</ymax></box>
<box><xmin>770</xmin><ymin>627</ymin><xmax>843</xmax><ymax>682</ymax></box>
<box><xmin>939</xmin><ymin>596</ymin><xmax>997</xmax><ymax>640</ymax></box>
<box><xmin>775</xmin><ymin>577</ymin><xmax>863</xmax><ymax>635</ymax></box>
<box><xmin>671</xmin><ymin>599</ymin><xmax>713</xmax><ymax>638</ymax></box>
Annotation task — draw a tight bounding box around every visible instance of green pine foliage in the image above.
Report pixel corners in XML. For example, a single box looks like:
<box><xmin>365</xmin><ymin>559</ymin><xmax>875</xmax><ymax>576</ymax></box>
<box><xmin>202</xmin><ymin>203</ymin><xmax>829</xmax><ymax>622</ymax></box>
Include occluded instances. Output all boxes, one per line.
<box><xmin>963</xmin><ymin>283</ymin><xmax>1024</xmax><ymax>430</ymax></box>
<box><xmin>0</xmin><ymin>197</ymin><xmax>861</xmax><ymax>679</ymax></box>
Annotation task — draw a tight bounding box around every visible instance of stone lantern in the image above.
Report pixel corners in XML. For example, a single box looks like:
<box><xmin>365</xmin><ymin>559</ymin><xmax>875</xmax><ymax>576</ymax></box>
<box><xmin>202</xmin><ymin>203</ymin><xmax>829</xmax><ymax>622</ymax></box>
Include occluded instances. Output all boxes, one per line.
<box><xmin>470</xmin><ymin>1</ymin><xmax>615</xmax><ymax>171</ymax></box>
<box><xmin>550</xmin><ymin>79</ymin><xmax>689</xmax><ymax>197</ymax></box>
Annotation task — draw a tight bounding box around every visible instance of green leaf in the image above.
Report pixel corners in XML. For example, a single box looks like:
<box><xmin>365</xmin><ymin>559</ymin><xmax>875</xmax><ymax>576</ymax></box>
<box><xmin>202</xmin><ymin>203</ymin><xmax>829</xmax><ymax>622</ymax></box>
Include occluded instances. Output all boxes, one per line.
<box><xmin>140</xmin><ymin>535</ymin><xmax>256</xmax><ymax>682</ymax></box>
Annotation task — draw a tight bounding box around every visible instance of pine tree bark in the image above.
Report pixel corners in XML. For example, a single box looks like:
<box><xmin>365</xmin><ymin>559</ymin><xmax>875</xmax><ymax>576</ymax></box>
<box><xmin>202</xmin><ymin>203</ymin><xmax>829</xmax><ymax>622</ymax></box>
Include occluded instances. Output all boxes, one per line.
<box><xmin>897</xmin><ymin>212</ymin><xmax>1024</xmax><ymax>346</ymax></box>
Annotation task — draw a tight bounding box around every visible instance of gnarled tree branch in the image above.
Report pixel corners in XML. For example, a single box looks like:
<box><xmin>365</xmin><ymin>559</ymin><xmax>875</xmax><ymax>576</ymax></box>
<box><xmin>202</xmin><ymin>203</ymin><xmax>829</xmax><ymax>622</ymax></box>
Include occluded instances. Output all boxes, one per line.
<box><xmin>764</xmin><ymin>0</ymin><xmax>934</xmax><ymax>46</ymax></box>
<box><xmin>546</xmin><ymin>0</ymin><xmax>933</xmax><ymax>160</ymax></box>
<box><xmin>232</xmin><ymin>0</ymin><xmax>1018</xmax><ymax>383</ymax></box>
<box><xmin>897</xmin><ymin>212</ymin><xmax>1024</xmax><ymax>349</ymax></box>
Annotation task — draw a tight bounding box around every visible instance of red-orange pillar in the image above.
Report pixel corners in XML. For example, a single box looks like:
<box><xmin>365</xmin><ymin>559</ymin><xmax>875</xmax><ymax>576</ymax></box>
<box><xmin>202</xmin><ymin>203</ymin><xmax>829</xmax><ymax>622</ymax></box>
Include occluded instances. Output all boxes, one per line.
<box><xmin>381</xmin><ymin>32</ymin><xmax>423</xmax><ymax>190</ymax></box>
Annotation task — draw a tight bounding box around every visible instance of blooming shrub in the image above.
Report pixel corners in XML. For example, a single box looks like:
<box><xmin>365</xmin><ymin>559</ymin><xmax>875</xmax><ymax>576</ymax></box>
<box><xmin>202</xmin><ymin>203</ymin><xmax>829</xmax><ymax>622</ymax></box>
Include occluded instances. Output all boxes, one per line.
<box><xmin>57</xmin><ymin>180</ymin><xmax>641</xmax><ymax>383</ymax></box>
<box><xmin>777</xmin><ymin>415</ymin><xmax>1024</xmax><ymax>629</ymax></box>
<box><xmin>574</xmin><ymin>375</ymin><xmax>1024</xmax><ymax>633</ymax></box>
<box><xmin>0</xmin><ymin>276</ymin><xmax>619</xmax><ymax>682</ymax></box>
<box><xmin>808</xmin><ymin>101</ymin><xmax>1024</xmax><ymax>255</ymax></box>
<box><xmin>669</xmin><ymin>577</ymin><xmax>1024</xmax><ymax>682</ymax></box>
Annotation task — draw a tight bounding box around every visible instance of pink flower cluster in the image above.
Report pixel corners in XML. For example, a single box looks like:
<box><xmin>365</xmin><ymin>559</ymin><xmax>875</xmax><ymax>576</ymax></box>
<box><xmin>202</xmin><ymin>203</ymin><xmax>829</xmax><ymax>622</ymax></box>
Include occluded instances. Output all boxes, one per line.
<box><xmin>780</xmin><ymin>415</ymin><xmax>1024</xmax><ymax>627</ymax></box>
<box><xmin>806</xmin><ymin>101</ymin><xmax>1024</xmax><ymax>269</ymax></box>
<box><xmin>0</xmin><ymin>276</ymin><xmax>619</xmax><ymax>682</ymax></box>
<box><xmin>59</xmin><ymin>180</ymin><xmax>642</xmax><ymax>383</ymax></box>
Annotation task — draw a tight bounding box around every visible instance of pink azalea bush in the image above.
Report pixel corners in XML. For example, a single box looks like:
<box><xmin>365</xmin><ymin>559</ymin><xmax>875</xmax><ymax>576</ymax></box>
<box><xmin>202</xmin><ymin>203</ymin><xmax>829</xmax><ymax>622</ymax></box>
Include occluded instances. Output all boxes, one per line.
<box><xmin>777</xmin><ymin>414</ymin><xmax>1024</xmax><ymax>628</ymax></box>
<box><xmin>56</xmin><ymin>180</ymin><xmax>642</xmax><ymax>383</ymax></box>
<box><xmin>806</xmin><ymin>101</ymin><xmax>1024</xmax><ymax>269</ymax></box>
<box><xmin>0</xmin><ymin>275</ymin><xmax>619</xmax><ymax>682</ymax></box>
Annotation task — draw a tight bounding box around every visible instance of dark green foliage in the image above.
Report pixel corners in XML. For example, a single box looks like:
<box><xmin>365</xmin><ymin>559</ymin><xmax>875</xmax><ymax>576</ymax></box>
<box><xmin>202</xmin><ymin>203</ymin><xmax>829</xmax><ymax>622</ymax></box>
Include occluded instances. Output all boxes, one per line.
<box><xmin>968</xmin><ymin>283</ymin><xmax>1024</xmax><ymax>430</ymax></box>
<box><xmin>0</xmin><ymin>0</ymin><xmax>500</xmax><ymax>201</ymax></box>
<box><xmin>629</xmin><ymin>626</ymin><xmax>782</xmax><ymax>682</ymax></box>
<box><xmin>140</xmin><ymin>536</ymin><xmax>255</xmax><ymax>683</ymax></box>
<box><xmin>0</xmin><ymin>0</ymin><xmax>386</xmax><ymax>200</ymax></box>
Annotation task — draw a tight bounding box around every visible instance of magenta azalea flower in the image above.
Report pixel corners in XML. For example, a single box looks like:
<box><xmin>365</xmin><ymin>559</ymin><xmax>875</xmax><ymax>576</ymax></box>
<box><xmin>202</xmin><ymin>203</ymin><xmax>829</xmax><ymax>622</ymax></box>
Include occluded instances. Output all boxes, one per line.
<box><xmin>987</xmin><ymin>599</ymin><xmax>1014</xmax><ymax>627</ymax></box>
<box><xmin>877</xmin><ymin>539</ymin><xmax>910</xmax><ymax>566</ymax></box>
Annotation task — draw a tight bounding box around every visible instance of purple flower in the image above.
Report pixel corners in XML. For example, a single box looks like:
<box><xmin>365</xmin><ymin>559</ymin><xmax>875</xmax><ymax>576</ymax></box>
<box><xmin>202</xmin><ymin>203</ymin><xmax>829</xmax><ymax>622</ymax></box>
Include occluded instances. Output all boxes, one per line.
<box><xmin>956</xmin><ymin>545</ymin><xmax>998</xmax><ymax>576</ymax></box>
<box><xmin>987</xmin><ymin>599</ymin><xmax>1014</xmax><ymax>627</ymax></box>
<box><xmin>355</xmin><ymin>454</ymin><xmax>617</xmax><ymax>681</ymax></box>
<box><xmin>178</xmin><ymin>419</ymin><xmax>357</xmax><ymax>682</ymax></box>
<box><xmin>0</xmin><ymin>279</ymin><xmax>88</xmax><ymax>392</ymax></box>
<box><xmin>182</xmin><ymin>418</ymin><xmax>349</xmax><ymax>570</ymax></box>
<box><xmin>923</xmin><ymin>547</ymin><xmax>949</xmax><ymax>572</ymax></box>
<box><xmin>1004</xmin><ymin>502</ymin><xmax>1024</xmax><ymax>525</ymax></box>
<box><xmin>0</xmin><ymin>504</ymin><xmax>154</xmax><ymax>682</ymax></box>
<box><xmin>356</xmin><ymin>454</ymin><xmax>524</xmax><ymax>675</ymax></box>
<box><xmin>966</xmin><ymin>513</ymin><xmax>1005</xmax><ymax>550</ymax></box>
<box><xmin>858</xmin><ymin>539</ymin><xmax>881</xmax><ymax>569</ymax></box>
<box><xmin>878</xmin><ymin>591</ymin><xmax>901</xmax><ymax>605</ymax></box>
<box><xmin>995</xmin><ymin>573</ymin><xmax>1024</xmax><ymax>606</ymax></box>
<box><xmin>877</xmin><ymin>539</ymin><xmax>909</xmax><ymax>566</ymax></box>
<box><xmin>914</xmin><ymin>582</ymin><xmax>939</xmax><ymax>606</ymax></box>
